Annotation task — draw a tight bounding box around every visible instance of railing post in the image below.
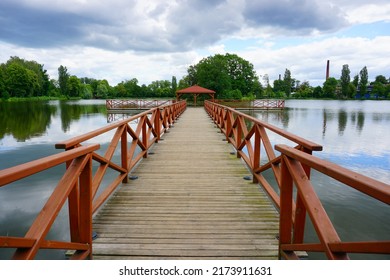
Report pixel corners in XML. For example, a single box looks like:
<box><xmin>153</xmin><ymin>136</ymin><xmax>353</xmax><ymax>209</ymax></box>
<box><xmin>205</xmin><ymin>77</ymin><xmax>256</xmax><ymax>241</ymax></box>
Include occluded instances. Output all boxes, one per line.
<box><xmin>236</xmin><ymin>116</ymin><xmax>243</xmax><ymax>158</ymax></box>
<box><xmin>142</xmin><ymin>116</ymin><xmax>148</xmax><ymax>158</ymax></box>
<box><xmin>279</xmin><ymin>155</ymin><xmax>294</xmax><ymax>259</ymax></box>
<box><xmin>293</xmin><ymin>147</ymin><xmax>311</xmax><ymax>243</ymax></box>
<box><xmin>121</xmin><ymin>124</ymin><xmax>129</xmax><ymax>183</ymax></box>
<box><xmin>253</xmin><ymin>125</ymin><xmax>261</xmax><ymax>183</ymax></box>
<box><xmin>78</xmin><ymin>154</ymin><xmax>93</xmax><ymax>259</ymax></box>
<box><xmin>155</xmin><ymin>108</ymin><xmax>161</xmax><ymax>142</ymax></box>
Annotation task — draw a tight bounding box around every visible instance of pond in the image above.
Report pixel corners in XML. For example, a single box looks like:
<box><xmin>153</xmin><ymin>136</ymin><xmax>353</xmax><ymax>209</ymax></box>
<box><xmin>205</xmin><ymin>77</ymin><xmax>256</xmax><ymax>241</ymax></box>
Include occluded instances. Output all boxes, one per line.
<box><xmin>0</xmin><ymin>99</ymin><xmax>389</xmax><ymax>259</ymax></box>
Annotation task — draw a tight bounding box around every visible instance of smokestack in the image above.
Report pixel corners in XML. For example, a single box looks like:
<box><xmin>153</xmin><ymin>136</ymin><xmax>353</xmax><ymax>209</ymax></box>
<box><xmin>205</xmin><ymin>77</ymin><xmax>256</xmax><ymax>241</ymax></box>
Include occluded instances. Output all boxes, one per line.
<box><xmin>326</xmin><ymin>60</ymin><xmax>330</xmax><ymax>80</ymax></box>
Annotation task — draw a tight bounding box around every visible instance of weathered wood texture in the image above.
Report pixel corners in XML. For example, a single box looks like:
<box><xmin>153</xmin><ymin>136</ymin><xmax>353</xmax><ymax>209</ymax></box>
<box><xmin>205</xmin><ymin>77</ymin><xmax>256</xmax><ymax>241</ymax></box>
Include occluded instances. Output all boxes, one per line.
<box><xmin>92</xmin><ymin>107</ymin><xmax>279</xmax><ymax>259</ymax></box>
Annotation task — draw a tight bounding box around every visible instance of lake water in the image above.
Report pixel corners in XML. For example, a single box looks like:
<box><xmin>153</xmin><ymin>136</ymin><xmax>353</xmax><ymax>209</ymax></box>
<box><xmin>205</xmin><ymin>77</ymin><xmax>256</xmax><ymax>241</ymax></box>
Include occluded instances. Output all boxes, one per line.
<box><xmin>0</xmin><ymin>99</ymin><xmax>389</xmax><ymax>260</ymax></box>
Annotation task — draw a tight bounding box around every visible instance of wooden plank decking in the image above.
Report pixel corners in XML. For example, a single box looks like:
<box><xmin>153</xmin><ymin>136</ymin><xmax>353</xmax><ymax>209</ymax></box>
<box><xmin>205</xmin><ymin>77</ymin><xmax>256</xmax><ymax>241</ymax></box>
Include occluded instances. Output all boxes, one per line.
<box><xmin>92</xmin><ymin>107</ymin><xmax>280</xmax><ymax>259</ymax></box>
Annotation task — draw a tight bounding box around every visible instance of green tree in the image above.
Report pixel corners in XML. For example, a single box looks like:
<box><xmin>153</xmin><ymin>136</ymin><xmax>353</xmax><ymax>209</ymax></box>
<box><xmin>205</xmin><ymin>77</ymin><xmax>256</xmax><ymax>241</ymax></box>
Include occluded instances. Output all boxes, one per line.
<box><xmin>313</xmin><ymin>86</ymin><xmax>323</xmax><ymax>98</ymax></box>
<box><xmin>323</xmin><ymin>77</ymin><xmax>338</xmax><ymax>98</ymax></box>
<box><xmin>283</xmin><ymin>69</ymin><xmax>293</xmax><ymax>97</ymax></box>
<box><xmin>5</xmin><ymin>56</ymin><xmax>49</xmax><ymax>96</ymax></box>
<box><xmin>359</xmin><ymin>66</ymin><xmax>368</xmax><ymax>95</ymax></box>
<box><xmin>375</xmin><ymin>75</ymin><xmax>387</xmax><ymax>84</ymax></box>
<box><xmin>273</xmin><ymin>79</ymin><xmax>284</xmax><ymax>94</ymax></box>
<box><xmin>185</xmin><ymin>53</ymin><xmax>258</xmax><ymax>98</ymax></box>
<box><xmin>5</xmin><ymin>63</ymin><xmax>34</xmax><ymax>97</ymax></box>
<box><xmin>371</xmin><ymin>81</ymin><xmax>385</xmax><ymax>98</ymax></box>
<box><xmin>352</xmin><ymin>74</ymin><xmax>359</xmax><ymax>88</ymax></box>
<box><xmin>171</xmin><ymin>76</ymin><xmax>177</xmax><ymax>95</ymax></box>
<box><xmin>58</xmin><ymin>65</ymin><xmax>69</xmax><ymax>97</ymax></box>
<box><xmin>340</xmin><ymin>64</ymin><xmax>351</xmax><ymax>99</ymax></box>
<box><xmin>96</xmin><ymin>80</ymin><xmax>110</xmax><ymax>99</ymax></box>
<box><xmin>68</xmin><ymin>76</ymin><xmax>82</xmax><ymax>97</ymax></box>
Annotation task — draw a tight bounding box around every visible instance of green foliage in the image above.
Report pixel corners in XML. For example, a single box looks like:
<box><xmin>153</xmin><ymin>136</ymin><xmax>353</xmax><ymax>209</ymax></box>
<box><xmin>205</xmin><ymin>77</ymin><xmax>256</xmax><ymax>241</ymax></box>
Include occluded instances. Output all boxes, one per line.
<box><xmin>283</xmin><ymin>69</ymin><xmax>293</xmax><ymax>97</ymax></box>
<box><xmin>183</xmin><ymin>53</ymin><xmax>259</xmax><ymax>98</ymax></box>
<box><xmin>58</xmin><ymin>65</ymin><xmax>69</xmax><ymax>97</ymax></box>
<box><xmin>359</xmin><ymin>66</ymin><xmax>368</xmax><ymax>94</ymax></box>
<box><xmin>340</xmin><ymin>64</ymin><xmax>351</xmax><ymax>99</ymax></box>
<box><xmin>1</xmin><ymin>55</ymin><xmax>389</xmax><ymax>101</ymax></box>
<box><xmin>323</xmin><ymin>77</ymin><xmax>338</xmax><ymax>98</ymax></box>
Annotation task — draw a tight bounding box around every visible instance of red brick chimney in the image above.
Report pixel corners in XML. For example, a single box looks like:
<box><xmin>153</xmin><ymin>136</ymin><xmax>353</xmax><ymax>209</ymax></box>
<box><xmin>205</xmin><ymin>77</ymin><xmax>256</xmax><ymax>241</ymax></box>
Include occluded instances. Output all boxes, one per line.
<box><xmin>326</xmin><ymin>60</ymin><xmax>330</xmax><ymax>80</ymax></box>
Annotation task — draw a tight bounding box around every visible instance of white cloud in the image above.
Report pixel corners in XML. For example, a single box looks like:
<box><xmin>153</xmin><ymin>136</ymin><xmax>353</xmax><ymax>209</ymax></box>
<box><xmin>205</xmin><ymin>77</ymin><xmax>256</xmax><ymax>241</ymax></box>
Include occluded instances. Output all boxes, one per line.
<box><xmin>0</xmin><ymin>0</ymin><xmax>389</xmax><ymax>86</ymax></box>
<box><xmin>346</xmin><ymin>3</ymin><xmax>390</xmax><ymax>24</ymax></box>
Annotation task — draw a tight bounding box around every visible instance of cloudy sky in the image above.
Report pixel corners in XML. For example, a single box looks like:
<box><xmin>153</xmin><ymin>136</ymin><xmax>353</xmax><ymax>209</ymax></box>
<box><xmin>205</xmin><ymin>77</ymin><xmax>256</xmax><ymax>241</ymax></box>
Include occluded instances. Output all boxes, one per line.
<box><xmin>0</xmin><ymin>0</ymin><xmax>389</xmax><ymax>87</ymax></box>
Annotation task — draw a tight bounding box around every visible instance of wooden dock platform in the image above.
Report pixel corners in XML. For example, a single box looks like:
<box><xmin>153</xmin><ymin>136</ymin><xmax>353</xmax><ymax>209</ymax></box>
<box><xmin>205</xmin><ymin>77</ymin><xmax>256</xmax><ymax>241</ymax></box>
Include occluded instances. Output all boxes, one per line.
<box><xmin>92</xmin><ymin>107</ymin><xmax>280</xmax><ymax>259</ymax></box>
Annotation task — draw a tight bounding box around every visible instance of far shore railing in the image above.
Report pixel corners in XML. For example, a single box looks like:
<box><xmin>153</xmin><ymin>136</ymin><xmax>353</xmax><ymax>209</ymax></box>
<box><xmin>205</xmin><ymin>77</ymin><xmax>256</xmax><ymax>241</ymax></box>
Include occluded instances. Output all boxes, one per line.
<box><xmin>204</xmin><ymin>100</ymin><xmax>390</xmax><ymax>259</ymax></box>
<box><xmin>214</xmin><ymin>99</ymin><xmax>285</xmax><ymax>109</ymax></box>
<box><xmin>0</xmin><ymin>100</ymin><xmax>186</xmax><ymax>260</ymax></box>
<box><xmin>106</xmin><ymin>99</ymin><xmax>175</xmax><ymax>110</ymax></box>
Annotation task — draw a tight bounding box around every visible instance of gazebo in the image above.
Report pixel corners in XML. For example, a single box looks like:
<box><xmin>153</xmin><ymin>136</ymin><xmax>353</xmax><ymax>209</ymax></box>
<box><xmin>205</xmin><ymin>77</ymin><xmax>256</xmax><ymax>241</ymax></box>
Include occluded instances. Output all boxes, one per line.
<box><xmin>176</xmin><ymin>85</ymin><xmax>215</xmax><ymax>106</ymax></box>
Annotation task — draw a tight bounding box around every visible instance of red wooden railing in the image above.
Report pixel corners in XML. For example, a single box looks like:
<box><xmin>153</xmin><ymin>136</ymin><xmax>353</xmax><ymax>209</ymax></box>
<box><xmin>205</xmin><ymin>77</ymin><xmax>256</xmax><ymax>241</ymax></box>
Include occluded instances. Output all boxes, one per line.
<box><xmin>106</xmin><ymin>99</ymin><xmax>174</xmax><ymax>110</ymax></box>
<box><xmin>277</xmin><ymin>145</ymin><xmax>390</xmax><ymax>259</ymax></box>
<box><xmin>204</xmin><ymin>100</ymin><xmax>390</xmax><ymax>259</ymax></box>
<box><xmin>0</xmin><ymin>145</ymin><xmax>98</xmax><ymax>260</ymax></box>
<box><xmin>214</xmin><ymin>99</ymin><xmax>285</xmax><ymax>109</ymax></box>
<box><xmin>0</xmin><ymin>101</ymin><xmax>186</xmax><ymax>259</ymax></box>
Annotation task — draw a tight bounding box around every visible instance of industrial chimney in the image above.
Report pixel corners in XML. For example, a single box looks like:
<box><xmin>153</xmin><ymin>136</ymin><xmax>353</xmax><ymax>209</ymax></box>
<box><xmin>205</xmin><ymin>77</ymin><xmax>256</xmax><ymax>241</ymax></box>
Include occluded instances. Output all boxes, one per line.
<box><xmin>326</xmin><ymin>60</ymin><xmax>330</xmax><ymax>80</ymax></box>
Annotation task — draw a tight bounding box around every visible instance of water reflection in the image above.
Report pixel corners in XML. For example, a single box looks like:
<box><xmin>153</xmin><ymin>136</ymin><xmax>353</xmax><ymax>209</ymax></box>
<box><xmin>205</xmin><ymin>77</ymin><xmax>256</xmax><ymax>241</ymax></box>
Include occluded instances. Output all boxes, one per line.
<box><xmin>59</xmin><ymin>101</ymin><xmax>107</xmax><ymax>132</ymax></box>
<box><xmin>0</xmin><ymin>102</ymin><xmax>57</xmax><ymax>141</ymax></box>
<box><xmin>0</xmin><ymin>100</ymin><xmax>389</xmax><ymax>259</ymax></box>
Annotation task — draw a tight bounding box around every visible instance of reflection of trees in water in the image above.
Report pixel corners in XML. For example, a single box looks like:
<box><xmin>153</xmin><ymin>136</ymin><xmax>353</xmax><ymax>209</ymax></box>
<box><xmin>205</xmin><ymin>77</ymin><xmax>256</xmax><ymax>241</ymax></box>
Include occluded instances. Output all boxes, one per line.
<box><xmin>0</xmin><ymin>101</ymin><xmax>56</xmax><ymax>141</ymax></box>
<box><xmin>338</xmin><ymin>109</ymin><xmax>348</xmax><ymax>136</ymax></box>
<box><xmin>252</xmin><ymin>110</ymin><xmax>289</xmax><ymax>129</ymax></box>
<box><xmin>0</xmin><ymin>101</ymin><xmax>107</xmax><ymax>141</ymax></box>
<box><xmin>322</xmin><ymin>109</ymin><xmax>366</xmax><ymax>137</ymax></box>
<box><xmin>59</xmin><ymin>101</ymin><xmax>106</xmax><ymax>132</ymax></box>
<box><xmin>351</xmin><ymin>111</ymin><xmax>365</xmax><ymax>133</ymax></box>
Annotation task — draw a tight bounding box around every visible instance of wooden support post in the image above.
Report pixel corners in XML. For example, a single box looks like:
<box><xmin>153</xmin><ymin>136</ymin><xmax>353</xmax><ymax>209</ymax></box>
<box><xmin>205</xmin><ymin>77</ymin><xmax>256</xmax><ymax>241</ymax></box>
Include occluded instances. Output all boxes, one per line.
<box><xmin>121</xmin><ymin>125</ymin><xmax>129</xmax><ymax>183</ymax></box>
<box><xmin>78</xmin><ymin>155</ymin><xmax>93</xmax><ymax>259</ymax></box>
<box><xmin>279</xmin><ymin>155</ymin><xmax>294</xmax><ymax>259</ymax></box>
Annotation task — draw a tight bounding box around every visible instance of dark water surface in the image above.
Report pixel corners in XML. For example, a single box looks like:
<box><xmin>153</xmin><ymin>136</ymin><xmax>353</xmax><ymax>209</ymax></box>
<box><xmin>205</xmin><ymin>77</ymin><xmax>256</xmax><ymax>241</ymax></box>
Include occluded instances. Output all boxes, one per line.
<box><xmin>0</xmin><ymin>100</ymin><xmax>389</xmax><ymax>259</ymax></box>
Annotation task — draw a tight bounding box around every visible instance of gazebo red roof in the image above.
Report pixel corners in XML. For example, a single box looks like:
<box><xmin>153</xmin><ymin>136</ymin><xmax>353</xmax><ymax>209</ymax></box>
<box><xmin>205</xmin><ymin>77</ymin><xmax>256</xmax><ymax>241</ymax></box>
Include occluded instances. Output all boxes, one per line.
<box><xmin>176</xmin><ymin>85</ymin><xmax>216</xmax><ymax>94</ymax></box>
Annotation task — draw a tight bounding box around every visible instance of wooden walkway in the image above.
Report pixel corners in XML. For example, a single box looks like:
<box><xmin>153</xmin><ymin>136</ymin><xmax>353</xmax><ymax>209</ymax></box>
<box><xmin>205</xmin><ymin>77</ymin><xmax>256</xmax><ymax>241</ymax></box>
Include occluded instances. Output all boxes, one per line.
<box><xmin>92</xmin><ymin>107</ymin><xmax>280</xmax><ymax>259</ymax></box>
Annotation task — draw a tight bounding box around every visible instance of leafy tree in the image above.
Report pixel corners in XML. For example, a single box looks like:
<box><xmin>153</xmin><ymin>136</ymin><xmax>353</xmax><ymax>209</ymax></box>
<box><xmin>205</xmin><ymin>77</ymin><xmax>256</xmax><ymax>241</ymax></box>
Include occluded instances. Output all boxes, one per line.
<box><xmin>184</xmin><ymin>53</ymin><xmax>258</xmax><ymax>98</ymax></box>
<box><xmin>5</xmin><ymin>63</ymin><xmax>33</xmax><ymax>97</ymax></box>
<box><xmin>283</xmin><ymin>69</ymin><xmax>293</xmax><ymax>97</ymax></box>
<box><xmin>371</xmin><ymin>81</ymin><xmax>385</xmax><ymax>98</ymax></box>
<box><xmin>5</xmin><ymin>56</ymin><xmax>49</xmax><ymax>96</ymax></box>
<box><xmin>340</xmin><ymin>64</ymin><xmax>351</xmax><ymax>99</ymax></box>
<box><xmin>58</xmin><ymin>65</ymin><xmax>69</xmax><ymax>96</ymax></box>
<box><xmin>273</xmin><ymin>79</ymin><xmax>284</xmax><ymax>94</ymax></box>
<box><xmin>313</xmin><ymin>86</ymin><xmax>323</xmax><ymax>98</ymax></box>
<box><xmin>352</xmin><ymin>74</ymin><xmax>359</xmax><ymax>88</ymax></box>
<box><xmin>358</xmin><ymin>66</ymin><xmax>368</xmax><ymax>95</ymax></box>
<box><xmin>96</xmin><ymin>80</ymin><xmax>110</xmax><ymax>99</ymax></box>
<box><xmin>171</xmin><ymin>76</ymin><xmax>177</xmax><ymax>95</ymax></box>
<box><xmin>323</xmin><ymin>77</ymin><xmax>338</xmax><ymax>98</ymax></box>
<box><xmin>295</xmin><ymin>81</ymin><xmax>312</xmax><ymax>98</ymax></box>
<box><xmin>68</xmin><ymin>76</ymin><xmax>82</xmax><ymax>97</ymax></box>
<box><xmin>375</xmin><ymin>75</ymin><xmax>388</xmax><ymax>84</ymax></box>
<box><xmin>148</xmin><ymin>80</ymin><xmax>172</xmax><ymax>97</ymax></box>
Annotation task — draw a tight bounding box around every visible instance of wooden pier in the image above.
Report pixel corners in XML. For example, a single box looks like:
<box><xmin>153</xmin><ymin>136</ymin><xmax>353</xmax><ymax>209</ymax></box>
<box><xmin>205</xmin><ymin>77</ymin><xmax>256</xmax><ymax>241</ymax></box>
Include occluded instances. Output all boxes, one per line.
<box><xmin>92</xmin><ymin>107</ymin><xmax>280</xmax><ymax>259</ymax></box>
<box><xmin>2</xmin><ymin>100</ymin><xmax>388</xmax><ymax>260</ymax></box>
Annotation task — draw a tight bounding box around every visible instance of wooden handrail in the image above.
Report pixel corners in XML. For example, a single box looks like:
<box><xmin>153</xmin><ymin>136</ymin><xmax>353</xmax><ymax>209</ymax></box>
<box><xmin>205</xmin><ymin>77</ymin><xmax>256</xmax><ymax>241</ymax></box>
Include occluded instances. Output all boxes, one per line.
<box><xmin>0</xmin><ymin>145</ymin><xmax>99</xmax><ymax>186</ymax></box>
<box><xmin>56</xmin><ymin>101</ymin><xmax>186</xmax><ymax>214</ymax></box>
<box><xmin>205</xmin><ymin>100</ymin><xmax>389</xmax><ymax>259</ymax></box>
<box><xmin>0</xmin><ymin>101</ymin><xmax>186</xmax><ymax>260</ymax></box>
<box><xmin>276</xmin><ymin>144</ymin><xmax>390</xmax><ymax>259</ymax></box>
<box><xmin>204</xmin><ymin>100</ymin><xmax>322</xmax><ymax>211</ymax></box>
<box><xmin>0</xmin><ymin>145</ymin><xmax>99</xmax><ymax>259</ymax></box>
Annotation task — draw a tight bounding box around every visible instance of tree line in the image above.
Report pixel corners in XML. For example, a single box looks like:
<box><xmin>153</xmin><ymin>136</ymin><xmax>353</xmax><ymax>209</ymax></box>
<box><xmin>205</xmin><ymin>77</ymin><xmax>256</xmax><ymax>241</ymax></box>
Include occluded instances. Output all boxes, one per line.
<box><xmin>1</xmin><ymin>55</ymin><xmax>389</xmax><ymax>100</ymax></box>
